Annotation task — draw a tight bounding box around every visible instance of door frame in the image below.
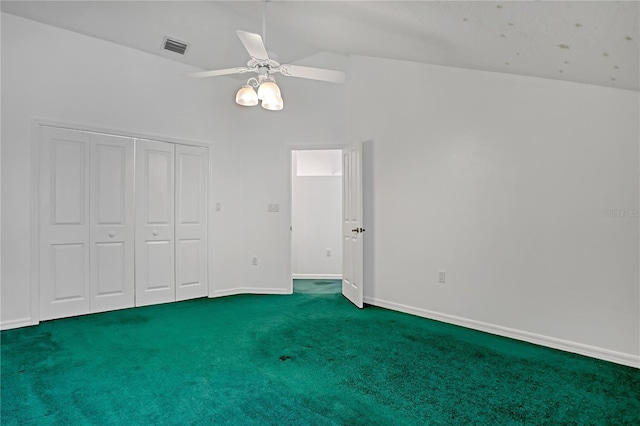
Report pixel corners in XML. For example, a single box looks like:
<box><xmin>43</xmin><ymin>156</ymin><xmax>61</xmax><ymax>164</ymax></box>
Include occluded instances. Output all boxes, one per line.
<box><xmin>29</xmin><ymin>118</ymin><xmax>215</xmax><ymax>326</ymax></box>
<box><xmin>287</xmin><ymin>144</ymin><xmax>346</xmax><ymax>295</ymax></box>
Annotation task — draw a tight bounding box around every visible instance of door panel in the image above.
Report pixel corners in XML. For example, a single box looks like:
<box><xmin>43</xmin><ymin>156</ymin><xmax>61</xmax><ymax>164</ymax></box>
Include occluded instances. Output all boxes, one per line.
<box><xmin>51</xmin><ymin>243</ymin><xmax>86</xmax><ymax>301</ymax></box>
<box><xmin>342</xmin><ymin>142</ymin><xmax>364</xmax><ymax>308</ymax></box>
<box><xmin>175</xmin><ymin>145</ymin><xmax>208</xmax><ymax>301</ymax></box>
<box><xmin>145</xmin><ymin>241</ymin><xmax>173</xmax><ymax>289</ymax></box>
<box><xmin>52</xmin><ymin>141</ymin><xmax>86</xmax><ymax>225</ymax></box>
<box><xmin>146</xmin><ymin>150</ymin><xmax>173</xmax><ymax>224</ymax></box>
<box><xmin>94</xmin><ymin>242</ymin><xmax>125</xmax><ymax>295</ymax></box>
<box><xmin>90</xmin><ymin>134</ymin><xmax>135</xmax><ymax>313</ymax></box>
<box><xmin>177</xmin><ymin>239</ymin><xmax>201</xmax><ymax>286</ymax></box>
<box><xmin>95</xmin><ymin>145</ymin><xmax>126</xmax><ymax>224</ymax></box>
<box><xmin>135</xmin><ymin>140</ymin><xmax>176</xmax><ymax>307</ymax></box>
<box><xmin>177</xmin><ymin>155</ymin><xmax>200</xmax><ymax>223</ymax></box>
<box><xmin>40</xmin><ymin>127</ymin><xmax>91</xmax><ymax>320</ymax></box>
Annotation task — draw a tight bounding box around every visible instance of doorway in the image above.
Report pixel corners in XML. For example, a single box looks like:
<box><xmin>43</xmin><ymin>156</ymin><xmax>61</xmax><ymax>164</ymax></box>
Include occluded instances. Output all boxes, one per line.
<box><xmin>291</xmin><ymin>149</ymin><xmax>343</xmax><ymax>294</ymax></box>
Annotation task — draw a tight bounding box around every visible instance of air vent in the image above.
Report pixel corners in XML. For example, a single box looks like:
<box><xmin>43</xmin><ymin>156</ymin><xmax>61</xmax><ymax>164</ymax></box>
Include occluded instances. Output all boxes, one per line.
<box><xmin>162</xmin><ymin>36</ymin><xmax>189</xmax><ymax>55</ymax></box>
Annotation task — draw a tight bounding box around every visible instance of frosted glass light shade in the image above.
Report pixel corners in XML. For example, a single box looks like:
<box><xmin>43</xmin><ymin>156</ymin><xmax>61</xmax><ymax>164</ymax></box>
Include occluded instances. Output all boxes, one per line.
<box><xmin>235</xmin><ymin>85</ymin><xmax>258</xmax><ymax>106</ymax></box>
<box><xmin>257</xmin><ymin>81</ymin><xmax>281</xmax><ymax>100</ymax></box>
<box><xmin>262</xmin><ymin>94</ymin><xmax>284</xmax><ymax>111</ymax></box>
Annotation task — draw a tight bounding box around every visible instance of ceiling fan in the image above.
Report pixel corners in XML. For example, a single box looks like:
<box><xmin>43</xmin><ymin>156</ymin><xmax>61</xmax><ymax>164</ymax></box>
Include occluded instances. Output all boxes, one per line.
<box><xmin>186</xmin><ymin>8</ymin><xmax>346</xmax><ymax>111</ymax></box>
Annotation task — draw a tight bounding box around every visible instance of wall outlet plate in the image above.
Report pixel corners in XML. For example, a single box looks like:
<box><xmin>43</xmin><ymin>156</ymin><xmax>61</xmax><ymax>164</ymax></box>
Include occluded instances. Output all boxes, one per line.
<box><xmin>438</xmin><ymin>270</ymin><xmax>446</xmax><ymax>284</ymax></box>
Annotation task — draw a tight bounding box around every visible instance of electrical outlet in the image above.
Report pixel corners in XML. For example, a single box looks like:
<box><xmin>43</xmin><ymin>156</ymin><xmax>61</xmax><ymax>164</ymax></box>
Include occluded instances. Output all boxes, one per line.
<box><xmin>267</xmin><ymin>203</ymin><xmax>280</xmax><ymax>213</ymax></box>
<box><xmin>326</xmin><ymin>248</ymin><xmax>332</xmax><ymax>257</ymax></box>
<box><xmin>252</xmin><ymin>257</ymin><xmax>258</xmax><ymax>266</ymax></box>
<box><xmin>438</xmin><ymin>270</ymin><xmax>446</xmax><ymax>284</ymax></box>
<box><xmin>215</xmin><ymin>202</ymin><xmax>221</xmax><ymax>212</ymax></box>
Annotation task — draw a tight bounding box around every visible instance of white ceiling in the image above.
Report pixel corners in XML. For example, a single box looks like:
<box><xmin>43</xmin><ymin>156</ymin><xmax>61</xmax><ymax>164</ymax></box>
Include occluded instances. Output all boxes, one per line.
<box><xmin>2</xmin><ymin>1</ymin><xmax>639</xmax><ymax>91</ymax></box>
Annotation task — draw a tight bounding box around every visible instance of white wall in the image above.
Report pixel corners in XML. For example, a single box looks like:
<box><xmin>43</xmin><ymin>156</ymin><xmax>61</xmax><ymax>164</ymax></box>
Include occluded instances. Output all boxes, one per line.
<box><xmin>0</xmin><ymin>13</ymin><xmax>246</xmax><ymax>326</ymax></box>
<box><xmin>351</xmin><ymin>55</ymin><xmax>640</xmax><ymax>366</ymax></box>
<box><xmin>295</xmin><ymin>150</ymin><xmax>342</xmax><ymax>176</ymax></box>
<box><xmin>223</xmin><ymin>53</ymin><xmax>348</xmax><ymax>294</ymax></box>
<box><xmin>0</xmin><ymin>13</ymin><xmax>347</xmax><ymax>325</ymax></box>
<box><xmin>292</xmin><ymin>151</ymin><xmax>342</xmax><ymax>278</ymax></box>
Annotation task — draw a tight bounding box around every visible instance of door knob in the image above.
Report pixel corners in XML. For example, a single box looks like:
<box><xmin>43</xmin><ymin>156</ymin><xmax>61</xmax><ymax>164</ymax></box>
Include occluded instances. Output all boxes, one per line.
<box><xmin>152</xmin><ymin>230</ymin><xmax>159</xmax><ymax>236</ymax></box>
<box><xmin>108</xmin><ymin>231</ymin><xmax>115</xmax><ymax>238</ymax></box>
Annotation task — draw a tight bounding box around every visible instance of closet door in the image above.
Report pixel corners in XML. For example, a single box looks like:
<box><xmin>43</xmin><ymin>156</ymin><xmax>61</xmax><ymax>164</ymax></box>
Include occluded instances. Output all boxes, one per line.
<box><xmin>175</xmin><ymin>144</ymin><xmax>208</xmax><ymax>301</ymax></box>
<box><xmin>40</xmin><ymin>127</ymin><xmax>91</xmax><ymax>320</ymax></box>
<box><xmin>90</xmin><ymin>134</ymin><xmax>135</xmax><ymax>313</ymax></box>
<box><xmin>135</xmin><ymin>140</ymin><xmax>176</xmax><ymax>307</ymax></box>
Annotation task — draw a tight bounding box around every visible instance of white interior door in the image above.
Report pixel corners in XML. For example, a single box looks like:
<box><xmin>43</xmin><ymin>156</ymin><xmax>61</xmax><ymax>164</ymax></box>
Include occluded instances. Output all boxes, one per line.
<box><xmin>174</xmin><ymin>144</ymin><xmax>208</xmax><ymax>301</ymax></box>
<box><xmin>90</xmin><ymin>134</ymin><xmax>135</xmax><ymax>313</ymax></box>
<box><xmin>135</xmin><ymin>139</ymin><xmax>175</xmax><ymax>307</ymax></box>
<box><xmin>342</xmin><ymin>142</ymin><xmax>364</xmax><ymax>308</ymax></box>
<box><xmin>40</xmin><ymin>127</ymin><xmax>91</xmax><ymax>320</ymax></box>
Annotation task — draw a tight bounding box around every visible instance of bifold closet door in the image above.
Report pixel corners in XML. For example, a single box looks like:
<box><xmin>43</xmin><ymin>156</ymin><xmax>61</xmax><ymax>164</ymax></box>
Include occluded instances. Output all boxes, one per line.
<box><xmin>135</xmin><ymin>140</ymin><xmax>176</xmax><ymax>307</ymax></box>
<box><xmin>135</xmin><ymin>141</ymin><xmax>208</xmax><ymax>306</ymax></box>
<box><xmin>175</xmin><ymin>144</ymin><xmax>208</xmax><ymax>301</ymax></box>
<box><xmin>40</xmin><ymin>128</ymin><xmax>135</xmax><ymax>320</ymax></box>
<box><xmin>90</xmin><ymin>134</ymin><xmax>135</xmax><ymax>313</ymax></box>
<box><xmin>40</xmin><ymin>127</ymin><xmax>91</xmax><ymax>320</ymax></box>
<box><xmin>40</xmin><ymin>130</ymin><xmax>206</xmax><ymax>318</ymax></box>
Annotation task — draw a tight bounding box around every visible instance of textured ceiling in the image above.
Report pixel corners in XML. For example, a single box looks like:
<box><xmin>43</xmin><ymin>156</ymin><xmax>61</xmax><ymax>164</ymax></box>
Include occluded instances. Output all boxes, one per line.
<box><xmin>2</xmin><ymin>1</ymin><xmax>639</xmax><ymax>91</ymax></box>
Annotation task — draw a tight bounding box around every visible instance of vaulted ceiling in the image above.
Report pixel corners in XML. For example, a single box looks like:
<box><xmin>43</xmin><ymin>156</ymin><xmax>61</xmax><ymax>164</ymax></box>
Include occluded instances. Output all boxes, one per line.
<box><xmin>2</xmin><ymin>1</ymin><xmax>639</xmax><ymax>91</ymax></box>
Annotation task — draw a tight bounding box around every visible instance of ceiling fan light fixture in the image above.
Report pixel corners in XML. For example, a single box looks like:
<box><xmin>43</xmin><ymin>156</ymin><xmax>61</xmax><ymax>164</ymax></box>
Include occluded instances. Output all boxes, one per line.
<box><xmin>187</xmin><ymin>28</ymin><xmax>346</xmax><ymax>111</ymax></box>
<box><xmin>261</xmin><ymin>94</ymin><xmax>284</xmax><ymax>111</ymax></box>
<box><xmin>257</xmin><ymin>81</ymin><xmax>281</xmax><ymax>101</ymax></box>
<box><xmin>235</xmin><ymin>85</ymin><xmax>258</xmax><ymax>106</ymax></box>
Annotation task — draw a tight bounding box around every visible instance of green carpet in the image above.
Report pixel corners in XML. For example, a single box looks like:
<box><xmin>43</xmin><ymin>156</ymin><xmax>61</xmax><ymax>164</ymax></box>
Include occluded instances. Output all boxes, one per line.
<box><xmin>2</xmin><ymin>279</ymin><xmax>639</xmax><ymax>425</ymax></box>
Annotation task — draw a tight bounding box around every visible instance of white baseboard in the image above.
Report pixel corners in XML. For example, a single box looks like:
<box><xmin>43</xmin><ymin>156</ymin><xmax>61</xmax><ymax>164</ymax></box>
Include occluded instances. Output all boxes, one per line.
<box><xmin>211</xmin><ymin>287</ymin><xmax>291</xmax><ymax>298</ymax></box>
<box><xmin>364</xmin><ymin>296</ymin><xmax>640</xmax><ymax>369</ymax></box>
<box><xmin>292</xmin><ymin>274</ymin><xmax>342</xmax><ymax>280</ymax></box>
<box><xmin>1</xmin><ymin>317</ymin><xmax>36</xmax><ymax>331</ymax></box>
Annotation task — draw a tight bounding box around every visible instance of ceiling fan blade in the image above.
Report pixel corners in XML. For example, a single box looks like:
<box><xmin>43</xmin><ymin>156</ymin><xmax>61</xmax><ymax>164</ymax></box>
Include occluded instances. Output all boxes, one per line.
<box><xmin>236</xmin><ymin>30</ymin><xmax>269</xmax><ymax>62</ymax></box>
<box><xmin>278</xmin><ymin>65</ymin><xmax>346</xmax><ymax>83</ymax></box>
<box><xmin>184</xmin><ymin>67</ymin><xmax>250</xmax><ymax>78</ymax></box>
